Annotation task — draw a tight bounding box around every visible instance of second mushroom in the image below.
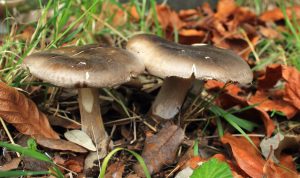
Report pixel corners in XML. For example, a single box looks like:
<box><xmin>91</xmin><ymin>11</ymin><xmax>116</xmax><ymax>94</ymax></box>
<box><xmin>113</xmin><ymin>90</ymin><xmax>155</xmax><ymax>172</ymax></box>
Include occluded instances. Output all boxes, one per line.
<box><xmin>126</xmin><ymin>34</ymin><xmax>253</xmax><ymax>120</ymax></box>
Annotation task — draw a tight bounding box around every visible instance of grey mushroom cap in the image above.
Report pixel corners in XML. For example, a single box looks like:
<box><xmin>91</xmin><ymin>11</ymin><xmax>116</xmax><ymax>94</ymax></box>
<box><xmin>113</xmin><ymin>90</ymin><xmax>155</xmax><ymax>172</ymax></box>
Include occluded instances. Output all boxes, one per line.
<box><xmin>23</xmin><ymin>45</ymin><xmax>145</xmax><ymax>88</ymax></box>
<box><xmin>126</xmin><ymin>34</ymin><xmax>253</xmax><ymax>84</ymax></box>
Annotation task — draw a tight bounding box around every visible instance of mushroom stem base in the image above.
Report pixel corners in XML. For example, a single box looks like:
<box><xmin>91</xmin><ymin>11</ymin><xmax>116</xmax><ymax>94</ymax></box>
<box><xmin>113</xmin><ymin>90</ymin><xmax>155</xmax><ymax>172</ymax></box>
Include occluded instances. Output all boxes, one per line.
<box><xmin>78</xmin><ymin>88</ymin><xmax>108</xmax><ymax>150</ymax></box>
<box><xmin>150</xmin><ymin>76</ymin><xmax>194</xmax><ymax>120</ymax></box>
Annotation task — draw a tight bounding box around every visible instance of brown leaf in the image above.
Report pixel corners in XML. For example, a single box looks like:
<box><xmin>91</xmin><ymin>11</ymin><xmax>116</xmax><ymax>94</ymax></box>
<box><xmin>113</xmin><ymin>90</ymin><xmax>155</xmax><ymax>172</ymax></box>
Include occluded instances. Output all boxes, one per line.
<box><xmin>104</xmin><ymin>161</ymin><xmax>125</xmax><ymax>178</ymax></box>
<box><xmin>35</xmin><ymin>135</ymin><xmax>88</xmax><ymax>153</ymax></box>
<box><xmin>0</xmin><ymin>158</ymin><xmax>21</xmax><ymax>171</ymax></box>
<box><xmin>64</xmin><ymin>155</ymin><xmax>84</xmax><ymax>173</ymax></box>
<box><xmin>282</xmin><ymin>66</ymin><xmax>300</xmax><ymax>110</ymax></box>
<box><xmin>178</xmin><ymin>9</ymin><xmax>199</xmax><ymax>20</ymax></box>
<box><xmin>134</xmin><ymin>125</ymin><xmax>184</xmax><ymax>175</ymax></box>
<box><xmin>221</xmin><ymin>133</ymin><xmax>265</xmax><ymax>178</ymax></box>
<box><xmin>260</xmin><ymin>6</ymin><xmax>300</xmax><ymax>22</ymax></box>
<box><xmin>263</xmin><ymin>157</ymin><xmax>299</xmax><ymax>178</ymax></box>
<box><xmin>23</xmin><ymin>156</ymin><xmax>51</xmax><ymax>171</ymax></box>
<box><xmin>248</xmin><ymin>90</ymin><xmax>298</xmax><ymax>119</ymax></box>
<box><xmin>156</xmin><ymin>4</ymin><xmax>185</xmax><ymax>31</ymax></box>
<box><xmin>0</xmin><ymin>82</ymin><xmax>59</xmax><ymax>139</ymax></box>
<box><xmin>215</xmin><ymin>0</ymin><xmax>237</xmax><ymax>21</ymax></box>
<box><xmin>258</xmin><ymin>64</ymin><xmax>283</xmax><ymax>90</ymax></box>
<box><xmin>279</xmin><ymin>155</ymin><xmax>298</xmax><ymax>175</ymax></box>
<box><xmin>259</xmin><ymin>26</ymin><xmax>281</xmax><ymax>39</ymax></box>
<box><xmin>201</xmin><ymin>2</ymin><xmax>214</xmax><ymax>16</ymax></box>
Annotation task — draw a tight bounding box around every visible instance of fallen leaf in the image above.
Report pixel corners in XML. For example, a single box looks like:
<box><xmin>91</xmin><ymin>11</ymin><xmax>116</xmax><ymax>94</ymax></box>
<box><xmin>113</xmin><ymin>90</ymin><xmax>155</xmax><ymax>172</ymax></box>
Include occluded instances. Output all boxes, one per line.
<box><xmin>263</xmin><ymin>157</ymin><xmax>298</xmax><ymax>178</ymax></box>
<box><xmin>201</xmin><ymin>2</ymin><xmax>214</xmax><ymax>16</ymax></box>
<box><xmin>282</xmin><ymin>66</ymin><xmax>300</xmax><ymax>110</ymax></box>
<box><xmin>260</xmin><ymin>132</ymin><xmax>284</xmax><ymax>163</ymax></box>
<box><xmin>134</xmin><ymin>125</ymin><xmax>184</xmax><ymax>175</ymax></box>
<box><xmin>279</xmin><ymin>155</ymin><xmax>298</xmax><ymax>174</ymax></box>
<box><xmin>248</xmin><ymin>90</ymin><xmax>298</xmax><ymax>119</ymax></box>
<box><xmin>259</xmin><ymin>26</ymin><xmax>281</xmax><ymax>39</ymax></box>
<box><xmin>22</xmin><ymin>156</ymin><xmax>51</xmax><ymax>171</ymax></box>
<box><xmin>260</xmin><ymin>6</ymin><xmax>300</xmax><ymax>22</ymax></box>
<box><xmin>0</xmin><ymin>158</ymin><xmax>21</xmax><ymax>171</ymax></box>
<box><xmin>48</xmin><ymin>115</ymin><xmax>81</xmax><ymax>129</ymax></box>
<box><xmin>126</xmin><ymin>174</ymin><xmax>141</xmax><ymax>178</ymax></box>
<box><xmin>0</xmin><ymin>82</ymin><xmax>59</xmax><ymax>139</ymax></box>
<box><xmin>178</xmin><ymin>9</ymin><xmax>199</xmax><ymax>20</ymax></box>
<box><xmin>35</xmin><ymin>135</ymin><xmax>88</xmax><ymax>153</ymax></box>
<box><xmin>156</xmin><ymin>4</ymin><xmax>185</xmax><ymax>31</ymax></box>
<box><xmin>104</xmin><ymin>161</ymin><xmax>125</xmax><ymax>178</ymax></box>
<box><xmin>175</xmin><ymin>166</ymin><xmax>194</xmax><ymax>178</ymax></box>
<box><xmin>64</xmin><ymin>155</ymin><xmax>85</xmax><ymax>173</ymax></box>
<box><xmin>221</xmin><ymin>133</ymin><xmax>265</xmax><ymax>178</ymax></box>
<box><xmin>257</xmin><ymin>64</ymin><xmax>283</xmax><ymax>90</ymax></box>
<box><xmin>215</xmin><ymin>0</ymin><xmax>237</xmax><ymax>21</ymax></box>
<box><xmin>64</xmin><ymin>130</ymin><xmax>96</xmax><ymax>151</ymax></box>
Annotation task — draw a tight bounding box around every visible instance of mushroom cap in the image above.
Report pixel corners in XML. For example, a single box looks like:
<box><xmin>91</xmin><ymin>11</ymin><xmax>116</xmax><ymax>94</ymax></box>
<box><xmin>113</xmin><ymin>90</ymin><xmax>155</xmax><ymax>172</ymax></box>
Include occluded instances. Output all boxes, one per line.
<box><xmin>23</xmin><ymin>45</ymin><xmax>145</xmax><ymax>88</ymax></box>
<box><xmin>126</xmin><ymin>34</ymin><xmax>253</xmax><ymax>84</ymax></box>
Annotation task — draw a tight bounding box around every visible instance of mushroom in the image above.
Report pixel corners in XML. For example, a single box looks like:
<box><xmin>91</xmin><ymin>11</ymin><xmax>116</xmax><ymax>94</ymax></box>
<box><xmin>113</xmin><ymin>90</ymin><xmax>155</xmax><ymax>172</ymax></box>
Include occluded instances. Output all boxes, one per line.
<box><xmin>23</xmin><ymin>44</ymin><xmax>145</xmax><ymax>152</ymax></box>
<box><xmin>126</xmin><ymin>34</ymin><xmax>253</xmax><ymax>120</ymax></box>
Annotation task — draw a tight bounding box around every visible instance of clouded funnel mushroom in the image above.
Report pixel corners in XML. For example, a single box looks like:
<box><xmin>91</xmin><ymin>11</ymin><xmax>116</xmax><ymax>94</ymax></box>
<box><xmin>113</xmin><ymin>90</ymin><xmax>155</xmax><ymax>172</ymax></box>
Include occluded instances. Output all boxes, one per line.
<box><xmin>126</xmin><ymin>34</ymin><xmax>253</xmax><ymax>120</ymax></box>
<box><xmin>23</xmin><ymin>44</ymin><xmax>145</xmax><ymax>151</ymax></box>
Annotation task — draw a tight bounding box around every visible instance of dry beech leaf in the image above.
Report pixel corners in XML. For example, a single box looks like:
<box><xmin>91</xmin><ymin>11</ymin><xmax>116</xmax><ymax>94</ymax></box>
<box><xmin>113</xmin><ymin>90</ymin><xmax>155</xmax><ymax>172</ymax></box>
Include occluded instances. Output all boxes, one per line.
<box><xmin>282</xmin><ymin>66</ymin><xmax>300</xmax><ymax>110</ymax></box>
<box><xmin>64</xmin><ymin>130</ymin><xmax>96</xmax><ymax>151</ymax></box>
<box><xmin>35</xmin><ymin>135</ymin><xmax>88</xmax><ymax>153</ymax></box>
<box><xmin>0</xmin><ymin>158</ymin><xmax>21</xmax><ymax>171</ymax></box>
<box><xmin>248</xmin><ymin>90</ymin><xmax>298</xmax><ymax>119</ymax></box>
<box><xmin>134</xmin><ymin>125</ymin><xmax>184</xmax><ymax>175</ymax></box>
<box><xmin>215</xmin><ymin>0</ymin><xmax>237</xmax><ymax>21</ymax></box>
<box><xmin>104</xmin><ymin>161</ymin><xmax>125</xmax><ymax>178</ymax></box>
<box><xmin>259</xmin><ymin>26</ymin><xmax>281</xmax><ymax>39</ymax></box>
<box><xmin>64</xmin><ymin>155</ymin><xmax>85</xmax><ymax>173</ymax></box>
<box><xmin>258</xmin><ymin>64</ymin><xmax>282</xmax><ymax>90</ymax></box>
<box><xmin>156</xmin><ymin>4</ymin><xmax>185</xmax><ymax>30</ymax></box>
<box><xmin>221</xmin><ymin>133</ymin><xmax>265</xmax><ymax>178</ymax></box>
<box><xmin>263</xmin><ymin>157</ymin><xmax>299</xmax><ymax>178</ymax></box>
<box><xmin>0</xmin><ymin>82</ymin><xmax>59</xmax><ymax>139</ymax></box>
<box><xmin>260</xmin><ymin>6</ymin><xmax>300</xmax><ymax>22</ymax></box>
<box><xmin>260</xmin><ymin>133</ymin><xmax>284</xmax><ymax>162</ymax></box>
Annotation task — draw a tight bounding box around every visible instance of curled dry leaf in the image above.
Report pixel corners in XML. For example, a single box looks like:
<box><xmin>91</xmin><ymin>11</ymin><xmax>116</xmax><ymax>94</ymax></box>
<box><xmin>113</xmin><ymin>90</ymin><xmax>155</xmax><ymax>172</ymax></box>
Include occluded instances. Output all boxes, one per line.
<box><xmin>35</xmin><ymin>135</ymin><xmax>88</xmax><ymax>153</ymax></box>
<box><xmin>221</xmin><ymin>133</ymin><xmax>265</xmax><ymax>178</ymax></box>
<box><xmin>0</xmin><ymin>82</ymin><xmax>59</xmax><ymax>139</ymax></box>
<box><xmin>104</xmin><ymin>161</ymin><xmax>125</xmax><ymax>178</ymax></box>
<box><xmin>64</xmin><ymin>130</ymin><xmax>96</xmax><ymax>151</ymax></box>
<box><xmin>156</xmin><ymin>4</ymin><xmax>185</xmax><ymax>31</ymax></box>
<box><xmin>134</xmin><ymin>125</ymin><xmax>184</xmax><ymax>175</ymax></box>
<box><xmin>282</xmin><ymin>66</ymin><xmax>300</xmax><ymax>110</ymax></box>
<box><xmin>257</xmin><ymin>64</ymin><xmax>282</xmax><ymax>90</ymax></box>
<box><xmin>214</xmin><ymin>0</ymin><xmax>237</xmax><ymax>21</ymax></box>
<box><xmin>263</xmin><ymin>156</ymin><xmax>299</xmax><ymax>178</ymax></box>
<box><xmin>64</xmin><ymin>155</ymin><xmax>85</xmax><ymax>173</ymax></box>
<box><xmin>222</xmin><ymin>133</ymin><xmax>299</xmax><ymax>178</ymax></box>
<box><xmin>260</xmin><ymin>6</ymin><xmax>300</xmax><ymax>22</ymax></box>
<box><xmin>0</xmin><ymin>158</ymin><xmax>21</xmax><ymax>171</ymax></box>
<box><xmin>248</xmin><ymin>90</ymin><xmax>298</xmax><ymax>119</ymax></box>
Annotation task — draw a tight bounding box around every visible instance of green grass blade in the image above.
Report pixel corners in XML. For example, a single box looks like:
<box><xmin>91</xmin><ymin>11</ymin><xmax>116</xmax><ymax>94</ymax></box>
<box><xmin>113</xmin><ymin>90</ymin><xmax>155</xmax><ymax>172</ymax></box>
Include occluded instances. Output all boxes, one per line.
<box><xmin>209</xmin><ymin>105</ymin><xmax>258</xmax><ymax>150</ymax></box>
<box><xmin>99</xmin><ymin>147</ymin><xmax>150</xmax><ymax>178</ymax></box>
<box><xmin>0</xmin><ymin>170</ymin><xmax>50</xmax><ymax>177</ymax></box>
<box><xmin>0</xmin><ymin>142</ymin><xmax>52</xmax><ymax>163</ymax></box>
